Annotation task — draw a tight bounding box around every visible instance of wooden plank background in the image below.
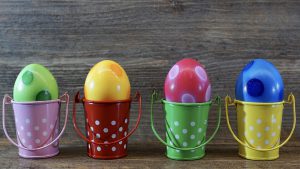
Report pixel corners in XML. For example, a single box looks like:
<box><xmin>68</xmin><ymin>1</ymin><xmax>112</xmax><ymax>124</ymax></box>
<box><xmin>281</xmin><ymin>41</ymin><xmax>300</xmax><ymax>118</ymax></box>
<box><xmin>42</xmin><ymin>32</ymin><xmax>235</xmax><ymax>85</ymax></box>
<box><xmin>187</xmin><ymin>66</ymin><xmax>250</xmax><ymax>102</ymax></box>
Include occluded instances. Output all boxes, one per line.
<box><xmin>0</xmin><ymin>0</ymin><xmax>299</xmax><ymax>147</ymax></box>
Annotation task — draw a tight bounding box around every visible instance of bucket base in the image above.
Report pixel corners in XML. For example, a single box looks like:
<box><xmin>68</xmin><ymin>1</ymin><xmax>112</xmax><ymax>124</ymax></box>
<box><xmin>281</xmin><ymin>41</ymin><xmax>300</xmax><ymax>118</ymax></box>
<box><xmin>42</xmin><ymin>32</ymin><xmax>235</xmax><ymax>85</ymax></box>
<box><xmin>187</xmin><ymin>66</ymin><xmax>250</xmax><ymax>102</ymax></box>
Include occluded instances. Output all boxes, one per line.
<box><xmin>239</xmin><ymin>153</ymin><xmax>279</xmax><ymax>161</ymax></box>
<box><xmin>166</xmin><ymin>153</ymin><xmax>205</xmax><ymax>161</ymax></box>
<box><xmin>87</xmin><ymin>153</ymin><xmax>127</xmax><ymax>160</ymax></box>
<box><xmin>19</xmin><ymin>150</ymin><xmax>59</xmax><ymax>159</ymax></box>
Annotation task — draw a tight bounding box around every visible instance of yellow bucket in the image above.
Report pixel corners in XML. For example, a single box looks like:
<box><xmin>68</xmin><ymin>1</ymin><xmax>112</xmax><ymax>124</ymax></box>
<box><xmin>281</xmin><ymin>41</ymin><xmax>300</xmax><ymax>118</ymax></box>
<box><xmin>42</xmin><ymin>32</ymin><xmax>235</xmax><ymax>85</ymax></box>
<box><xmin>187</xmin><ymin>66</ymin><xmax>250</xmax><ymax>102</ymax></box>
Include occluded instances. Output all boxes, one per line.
<box><xmin>225</xmin><ymin>93</ymin><xmax>296</xmax><ymax>160</ymax></box>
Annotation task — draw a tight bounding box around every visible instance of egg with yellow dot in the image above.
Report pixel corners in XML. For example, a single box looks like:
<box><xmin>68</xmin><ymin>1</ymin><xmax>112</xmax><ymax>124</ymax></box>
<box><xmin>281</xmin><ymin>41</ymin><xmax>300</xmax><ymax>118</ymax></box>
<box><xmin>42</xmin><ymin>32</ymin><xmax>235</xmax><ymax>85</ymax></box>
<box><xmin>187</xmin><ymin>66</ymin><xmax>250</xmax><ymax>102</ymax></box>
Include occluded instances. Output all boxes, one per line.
<box><xmin>84</xmin><ymin>60</ymin><xmax>131</xmax><ymax>101</ymax></box>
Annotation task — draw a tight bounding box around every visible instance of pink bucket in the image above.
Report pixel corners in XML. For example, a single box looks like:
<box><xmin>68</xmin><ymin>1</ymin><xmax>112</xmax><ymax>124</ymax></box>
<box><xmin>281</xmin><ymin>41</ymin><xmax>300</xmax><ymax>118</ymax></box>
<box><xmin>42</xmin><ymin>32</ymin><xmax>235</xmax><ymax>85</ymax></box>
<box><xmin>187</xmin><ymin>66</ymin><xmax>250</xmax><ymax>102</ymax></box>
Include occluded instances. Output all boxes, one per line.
<box><xmin>2</xmin><ymin>93</ymin><xmax>69</xmax><ymax>158</ymax></box>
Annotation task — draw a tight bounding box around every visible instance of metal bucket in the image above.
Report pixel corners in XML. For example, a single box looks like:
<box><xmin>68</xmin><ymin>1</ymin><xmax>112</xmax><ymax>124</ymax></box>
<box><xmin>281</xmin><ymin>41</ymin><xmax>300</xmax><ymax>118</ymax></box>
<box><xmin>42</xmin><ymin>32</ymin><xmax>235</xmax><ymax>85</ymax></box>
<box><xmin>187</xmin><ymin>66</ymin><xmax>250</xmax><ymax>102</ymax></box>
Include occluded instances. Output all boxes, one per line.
<box><xmin>72</xmin><ymin>91</ymin><xmax>142</xmax><ymax>159</ymax></box>
<box><xmin>2</xmin><ymin>93</ymin><xmax>69</xmax><ymax>158</ymax></box>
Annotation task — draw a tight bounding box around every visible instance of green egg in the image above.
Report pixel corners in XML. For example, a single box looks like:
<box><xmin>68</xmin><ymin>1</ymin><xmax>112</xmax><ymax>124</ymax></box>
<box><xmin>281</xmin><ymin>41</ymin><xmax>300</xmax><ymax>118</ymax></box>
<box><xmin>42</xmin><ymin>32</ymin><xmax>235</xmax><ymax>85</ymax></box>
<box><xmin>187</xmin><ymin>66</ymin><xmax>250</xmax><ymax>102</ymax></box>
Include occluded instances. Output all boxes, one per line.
<box><xmin>13</xmin><ymin>64</ymin><xmax>59</xmax><ymax>102</ymax></box>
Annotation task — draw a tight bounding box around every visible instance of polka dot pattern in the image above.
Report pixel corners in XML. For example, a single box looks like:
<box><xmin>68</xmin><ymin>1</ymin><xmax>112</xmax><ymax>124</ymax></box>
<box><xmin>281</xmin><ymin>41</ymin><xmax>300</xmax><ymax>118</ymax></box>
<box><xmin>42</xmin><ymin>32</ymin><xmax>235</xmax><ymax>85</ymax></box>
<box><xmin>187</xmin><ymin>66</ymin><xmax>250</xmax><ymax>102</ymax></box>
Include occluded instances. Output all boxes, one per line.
<box><xmin>165</xmin><ymin>115</ymin><xmax>208</xmax><ymax>157</ymax></box>
<box><xmin>15</xmin><ymin>112</ymin><xmax>60</xmax><ymax>151</ymax></box>
<box><xmin>239</xmin><ymin>106</ymin><xmax>283</xmax><ymax>151</ymax></box>
<box><xmin>85</xmin><ymin>107</ymin><xmax>130</xmax><ymax>157</ymax></box>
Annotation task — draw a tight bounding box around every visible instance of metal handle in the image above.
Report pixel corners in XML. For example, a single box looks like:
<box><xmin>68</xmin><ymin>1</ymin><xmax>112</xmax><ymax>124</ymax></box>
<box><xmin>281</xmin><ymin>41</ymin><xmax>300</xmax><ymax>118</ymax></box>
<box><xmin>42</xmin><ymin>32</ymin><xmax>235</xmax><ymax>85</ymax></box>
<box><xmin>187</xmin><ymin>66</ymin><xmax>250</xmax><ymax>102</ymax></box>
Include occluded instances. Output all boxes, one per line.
<box><xmin>2</xmin><ymin>93</ymin><xmax>69</xmax><ymax>151</ymax></box>
<box><xmin>150</xmin><ymin>91</ymin><xmax>221</xmax><ymax>151</ymax></box>
<box><xmin>225</xmin><ymin>93</ymin><xmax>296</xmax><ymax>152</ymax></box>
<box><xmin>72</xmin><ymin>91</ymin><xmax>142</xmax><ymax>145</ymax></box>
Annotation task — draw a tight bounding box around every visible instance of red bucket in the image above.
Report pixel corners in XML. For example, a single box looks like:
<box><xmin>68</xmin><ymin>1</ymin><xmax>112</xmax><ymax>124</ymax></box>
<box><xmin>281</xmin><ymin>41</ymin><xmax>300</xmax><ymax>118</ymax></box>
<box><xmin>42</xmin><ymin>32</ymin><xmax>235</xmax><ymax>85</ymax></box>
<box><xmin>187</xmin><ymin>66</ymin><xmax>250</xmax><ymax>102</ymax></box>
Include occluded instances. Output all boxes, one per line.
<box><xmin>72</xmin><ymin>91</ymin><xmax>142</xmax><ymax>159</ymax></box>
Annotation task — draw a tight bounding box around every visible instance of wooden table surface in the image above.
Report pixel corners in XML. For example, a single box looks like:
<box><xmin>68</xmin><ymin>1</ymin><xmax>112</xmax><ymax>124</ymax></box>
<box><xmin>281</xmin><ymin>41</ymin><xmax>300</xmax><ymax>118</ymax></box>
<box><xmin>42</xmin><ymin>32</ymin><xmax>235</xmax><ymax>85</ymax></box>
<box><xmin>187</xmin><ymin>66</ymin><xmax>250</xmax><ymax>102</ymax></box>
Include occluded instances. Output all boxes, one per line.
<box><xmin>1</xmin><ymin>138</ymin><xmax>300</xmax><ymax>169</ymax></box>
<box><xmin>0</xmin><ymin>0</ymin><xmax>300</xmax><ymax>168</ymax></box>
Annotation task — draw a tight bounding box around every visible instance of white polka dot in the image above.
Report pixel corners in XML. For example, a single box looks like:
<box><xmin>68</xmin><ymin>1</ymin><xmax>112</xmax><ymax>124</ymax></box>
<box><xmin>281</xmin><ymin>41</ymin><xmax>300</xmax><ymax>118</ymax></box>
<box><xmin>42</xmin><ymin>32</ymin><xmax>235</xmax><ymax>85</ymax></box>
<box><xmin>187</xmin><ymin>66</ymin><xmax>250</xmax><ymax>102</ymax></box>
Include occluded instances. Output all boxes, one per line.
<box><xmin>50</xmin><ymin>124</ymin><xmax>54</xmax><ymax>129</ymax></box>
<box><xmin>27</xmin><ymin>132</ymin><xmax>32</xmax><ymax>137</ymax></box>
<box><xmin>25</xmin><ymin>118</ymin><xmax>30</xmax><ymax>124</ymax></box>
<box><xmin>265</xmin><ymin>126</ymin><xmax>270</xmax><ymax>131</ymax></box>
<box><xmin>124</xmin><ymin>119</ymin><xmax>128</xmax><ymax>124</ymax></box>
<box><xmin>257</xmin><ymin>132</ymin><xmax>261</xmax><ymax>138</ymax></box>
<box><xmin>256</xmin><ymin>119</ymin><xmax>262</xmax><ymax>124</ymax></box>
<box><xmin>198</xmin><ymin>128</ymin><xmax>202</xmax><ymax>133</ymax></box>
<box><xmin>103</xmin><ymin>128</ymin><xmax>108</xmax><ymax>133</ymax></box>
<box><xmin>95</xmin><ymin>120</ymin><xmax>100</xmax><ymax>126</ymax></box>
<box><xmin>21</xmin><ymin>138</ymin><xmax>26</xmax><ymax>143</ymax></box>
<box><xmin>169</xmin><ymin>128</ymin><xmax>173</xmax><ymax>132</ymax></box>
<box><xmin>111</xmin><ymin>120</ymin><xmax>116</xmax><ymax>125</ymax></box>
<box><xmin>88</xmin><ymin>144</ymin><xmax>90</xmax><ymax>149</ymax></box>
<box><xmin>272</xmin><ymin>132</ymin><xmax>276</xmax><ymax>137</ymax></box>
<box><xmin>190</xmin><ymin>135</ymin><xmax>195</xmax><ymax>139</ymax></box>
<box><xmin>176</xmin><ymin>150</ymin><xmax>180</xmax><ymax>153</ymax></box>
<box><xmin>119</xmin><ymin>127</ymin><xmax>123</xmax><ymax>132</ymax></box>
<box><xmin>124</xmin><ymin>131</ymin><xmax>127</xmax><ymax>136</ymax></box>
<box><xmin>181</xmin><ymin>93</ymin><xmax>196</xmax><ymax>103</ymax></box>
<box><xmin>104</xmin><ymin>141</ymin><xmax>109</xmax><ymax>144</ymax></box>
<box><xmin>42</xmin><ymin>118</ymin><xmax>47</xmax><ymax>123</ymax></box>
<box><xmin>175</xmin><ymin>135</ymin><xmax>180</xmax><ymax>139</ymax></box>
<box><xmin>195</xmin><ymin>66</ymin><xmax>207</xmax><ymax>80</ymax></box>
<box><xmin>182</xmin><ymin>129</ymin><xmax>188</xmax><ymax>134</ymax></box>
<box><xmin>86</xmin><ymin>119</ymin><xmax>88</xmax><ymax>123</ymax></box>
<box><xmin>34</xmin><ymin>126</ymin><xmax>39</xmax><ymax>131</ymax></box>
<box><xmin>169</xmin><ymin>141</ymin><xmax>173</xmax><ymax>146</ymax></box>
<box><xmin>90</xmin><ymin>127</ymin><xmax>94</xmax><ymax>131</ymax></box>
<box><xmin>198</xmin><ymin>140</ymin><xmax>201</xmax><ymax>144</ymax></box>
<box><xmin>87</xmin><ymin>132</ymin><xmax>89</xmax><ymax>136</ymax></box>
<box><xmin>20</xmin><ymin>126</ymin><xmax>24</xmax><ymax>131</ymax></box>
<box><xmin>265</xmin><ymin>140</ymin><xmax>269</xmax><ymax>145</ymax></box>
<box><xmin>168</xmin><ymin>65</ymin><xmax>179</xmax><ymax>80</ymax></box>
<box><xmin>35</xmin><ymin>139</ymin><xmax>40</xmax><ymax>144</ymax></box>
<box><xmin>97</xmin><ymin>146</ymin><xmax>101</xmax><ymax>152</ymax></box>
<box><xmin>250</xmin><ymin>139</ymin><xmax>254</xmax><ymax>144</ymax></box>
<box><xmin>174</xmin><ymin>121</ymin><xmax>179</xmax><ymax>126</ymax></box>
<box><xmin>249</xmin><ymin>126</ymin><xmax>254</xmax><ymax>131</ymax></box>
<box><xmin>124</xmin><ymin>144</ymin><xmax>127</xmax><ymax>149</ymax></box>
<box><xmin>111</xmin><ymin>134</ymin><xmax>116</xmax><ymax>139</ymax></box>
<box><xmin>205</xmin><ymin>85</ymin><xmax>211</xmax><ymax>102</ymax></box>
<box><xmin>198</xmin><ymin>85</ymin><xmax>202</xmax><ymax>91</ymax></box>
<box><xmin>28</xmin><ymin>145</ymin><xmax>33</xmax><ymax>149</ymax></box>
<box><xmin>112</xmin><ymin>146</ymin><xmax>116</xmax><ymax>152</ymax></box>
<box><xmin>43</xmin><ymin>131</ymin><xmax>48</xmax><ymax>136</ymax></box>
<box><xmin>117</xmin><ymin>85</ymin><xmax>121</xmax><ymax>91</ymax></box>
<box><xmin>272</xmin><ymin>118</ymin><xmax>277</xmax><ymax>123</ymax></box>
<box><xmin>190</xmin><ymin>121</ymin><xmax>195</xmax><ymax>126</ymax></box>
<box><xmin>119</xmin><ymin>141</ymin><xmax>123</xmax><ymax>145</ymax></box>
<box><xmin>182</xmin><ymin>142</ymin><xmax>188</xmax><ymax>147</ymax></box>
<box><xmin>96</xmin><ymin>133</ymin><xmax>101</xmax><ymax>138</ymax></box>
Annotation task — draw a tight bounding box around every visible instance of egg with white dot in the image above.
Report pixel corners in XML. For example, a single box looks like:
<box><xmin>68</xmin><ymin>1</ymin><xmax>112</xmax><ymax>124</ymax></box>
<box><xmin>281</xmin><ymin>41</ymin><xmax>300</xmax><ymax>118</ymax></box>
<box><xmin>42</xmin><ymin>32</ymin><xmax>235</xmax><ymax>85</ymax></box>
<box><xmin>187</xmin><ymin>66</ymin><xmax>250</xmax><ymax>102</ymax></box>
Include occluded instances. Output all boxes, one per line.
<box><xmin>164</xmin><ymin>58</ymin><xmax>211</xmax><ymax>103</ymax></box>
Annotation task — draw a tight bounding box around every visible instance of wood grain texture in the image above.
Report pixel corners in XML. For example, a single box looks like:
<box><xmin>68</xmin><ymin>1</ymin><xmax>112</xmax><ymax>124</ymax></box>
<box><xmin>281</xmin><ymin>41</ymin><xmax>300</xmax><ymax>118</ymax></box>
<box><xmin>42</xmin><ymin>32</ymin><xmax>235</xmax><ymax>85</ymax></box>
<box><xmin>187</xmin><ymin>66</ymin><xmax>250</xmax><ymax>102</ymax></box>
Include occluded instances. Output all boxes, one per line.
<box><xmin>0</xmin><ymin>0</ymin><xmax>300</xmax><ymax>163</ymax></box>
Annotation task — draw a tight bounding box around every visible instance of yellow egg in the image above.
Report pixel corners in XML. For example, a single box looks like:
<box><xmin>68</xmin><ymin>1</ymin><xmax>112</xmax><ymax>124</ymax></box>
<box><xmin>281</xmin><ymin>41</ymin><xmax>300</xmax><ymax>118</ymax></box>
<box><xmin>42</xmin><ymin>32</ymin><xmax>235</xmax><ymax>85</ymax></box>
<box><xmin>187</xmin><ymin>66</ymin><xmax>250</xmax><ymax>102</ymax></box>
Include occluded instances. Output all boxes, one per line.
<box><xmin>84</xmin><ymin>60</ymin><xmax>131</xmax><ymax>101</ymax></box>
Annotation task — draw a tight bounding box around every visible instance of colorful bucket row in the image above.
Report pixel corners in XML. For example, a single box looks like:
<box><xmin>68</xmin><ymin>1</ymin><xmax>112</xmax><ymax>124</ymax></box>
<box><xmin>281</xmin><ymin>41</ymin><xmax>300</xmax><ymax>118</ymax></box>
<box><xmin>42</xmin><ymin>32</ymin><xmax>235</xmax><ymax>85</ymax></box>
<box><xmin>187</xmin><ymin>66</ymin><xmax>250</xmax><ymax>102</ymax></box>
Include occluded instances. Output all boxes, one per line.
<box><xmin>2</xmin><ymin>58</ymin><xmax>296</xmax><ymax>161</ymax></box>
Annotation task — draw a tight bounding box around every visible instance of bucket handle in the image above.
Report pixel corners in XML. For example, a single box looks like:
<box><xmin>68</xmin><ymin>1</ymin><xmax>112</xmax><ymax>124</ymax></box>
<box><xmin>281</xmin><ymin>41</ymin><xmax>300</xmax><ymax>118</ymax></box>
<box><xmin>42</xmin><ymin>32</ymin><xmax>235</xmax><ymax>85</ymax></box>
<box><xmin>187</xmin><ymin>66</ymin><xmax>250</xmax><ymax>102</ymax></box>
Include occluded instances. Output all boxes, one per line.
<box><xmin>2</xmin><ymin>93</ymin><xmax>69</xmax><ymax>151</ymax></box>
<box><xmin>72</xmin><ymin>91</ymin><xmax>142</xmax><ymax>145</ymax></box>
<box><xmin>225</xmin><ymin>93</ymin><xmax>296</xmax><ymax>152</ymax></box>
<box><xmin>150</xmin><ymin>91</ymin><xmax>221</xmax><ymax>151</ymax></box>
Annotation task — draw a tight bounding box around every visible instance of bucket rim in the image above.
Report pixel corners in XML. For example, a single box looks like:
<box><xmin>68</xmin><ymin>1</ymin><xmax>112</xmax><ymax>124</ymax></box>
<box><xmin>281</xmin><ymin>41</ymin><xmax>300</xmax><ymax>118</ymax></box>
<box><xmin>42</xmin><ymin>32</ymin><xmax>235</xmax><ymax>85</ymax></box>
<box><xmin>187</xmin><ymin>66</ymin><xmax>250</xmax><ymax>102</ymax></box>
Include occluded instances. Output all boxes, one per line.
<box><xmin>161</xmin><ymin>99</ymin><xmax>212</xmax><ymax>106</ymax></box>
<box><xmin>234</xmin><ymin>99</ymin><xmax>284</xmax><ymax>105</ymax></box>
<box><xmin>11</xmin><ymin>99</ymin><xmax>61</xmax><ymax>105</ymax></box>
<box><xmin>82</xmin><ymin>98</ymin><xmax>132</xmax><ymax>104</ymax></box>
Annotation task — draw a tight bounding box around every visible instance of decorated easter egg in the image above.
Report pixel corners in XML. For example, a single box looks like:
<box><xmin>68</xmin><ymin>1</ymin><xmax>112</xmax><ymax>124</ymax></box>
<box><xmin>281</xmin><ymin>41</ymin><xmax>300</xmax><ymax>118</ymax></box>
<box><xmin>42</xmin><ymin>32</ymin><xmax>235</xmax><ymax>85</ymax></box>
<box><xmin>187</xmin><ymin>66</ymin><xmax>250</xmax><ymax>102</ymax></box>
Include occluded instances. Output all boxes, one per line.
<box><xmin>13</xmin><ymin>64</ymin><xmax>59</xmax><ymax>102</ymax></box>
<box><xmin>84</xmin><ymin>60</ymin><xmax>130</xmax><ymax>101</ymax></box>
<box><xmin>235</xmin><ymin>59</ymin><xmax>284</xmax><ymax>102</ymax></box>
<box><xmin>164</xmin><ymin>58</ymin><xmax>211</xmax><ymax>103</ymax></box>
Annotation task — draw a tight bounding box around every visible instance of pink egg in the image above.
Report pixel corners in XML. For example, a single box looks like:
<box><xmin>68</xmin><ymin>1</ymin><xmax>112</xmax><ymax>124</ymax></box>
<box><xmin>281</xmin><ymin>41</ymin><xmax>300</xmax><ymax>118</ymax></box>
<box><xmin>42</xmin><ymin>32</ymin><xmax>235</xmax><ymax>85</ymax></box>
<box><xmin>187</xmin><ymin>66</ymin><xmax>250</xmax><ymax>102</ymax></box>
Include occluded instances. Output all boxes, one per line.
<box><xmin>164</xmin><ymin>58</ymin><xmax>211</xmax><ymax>103</ymax></box>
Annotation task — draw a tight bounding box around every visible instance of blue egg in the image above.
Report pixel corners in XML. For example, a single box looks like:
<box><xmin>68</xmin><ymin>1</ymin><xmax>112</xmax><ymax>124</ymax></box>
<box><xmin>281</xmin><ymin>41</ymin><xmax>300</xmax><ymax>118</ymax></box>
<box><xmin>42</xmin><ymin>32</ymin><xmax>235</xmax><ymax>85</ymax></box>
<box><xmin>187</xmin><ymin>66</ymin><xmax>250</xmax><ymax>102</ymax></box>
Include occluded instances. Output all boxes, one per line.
<box><xmin>235</xmin><ymin>59</ymin><xmax>284</xmax><ymax>102</ymax></box>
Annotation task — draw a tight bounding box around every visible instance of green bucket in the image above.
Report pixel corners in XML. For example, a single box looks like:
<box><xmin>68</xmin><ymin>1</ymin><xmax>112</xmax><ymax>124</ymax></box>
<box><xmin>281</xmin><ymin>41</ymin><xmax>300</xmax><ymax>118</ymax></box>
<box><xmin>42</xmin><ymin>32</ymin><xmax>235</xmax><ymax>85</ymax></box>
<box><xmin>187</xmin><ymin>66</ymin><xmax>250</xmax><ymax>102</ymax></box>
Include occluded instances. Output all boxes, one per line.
<box><xmin>151</xmin><ymin>91</ymin><xmax>221</xmax><ymax>160</ymax></box>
